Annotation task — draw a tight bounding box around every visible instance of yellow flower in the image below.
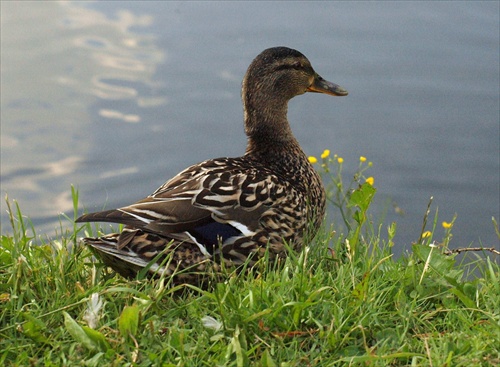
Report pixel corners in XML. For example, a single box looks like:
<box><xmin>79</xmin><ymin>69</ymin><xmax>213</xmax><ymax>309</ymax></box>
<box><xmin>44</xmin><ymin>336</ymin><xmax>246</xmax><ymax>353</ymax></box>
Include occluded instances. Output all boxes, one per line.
<box><xmin>365</xmin><ymin>176</ymin><xmax>374</xmax><ymax>185</ymax></box>
<box><xmin>321</xmin><ymin>149</ymin><xmax>330</xmax><ymax>159</ymax></box>
<box><xmin>337</xmin><ymin>157</ymin><xmax>344</xmax><ymax>164</ymax></box>
<box><xmin>308</xmin><ymin>156</ymin><xmax>318</xmax><ymax>164</ymax></box>
<box><xmin>359</xmin><ymin>156</ymin><xmax>367</xmax><ymax>162</ymax></box>
<box><xmin>442</xmin><ymin>221</ymin><xmax>453</xmax><ymax>229</ymax></box>
<box><xmin>422</xmin><ymin>231</ymin><xmax>431</xmax><ymax>238</ymax></box>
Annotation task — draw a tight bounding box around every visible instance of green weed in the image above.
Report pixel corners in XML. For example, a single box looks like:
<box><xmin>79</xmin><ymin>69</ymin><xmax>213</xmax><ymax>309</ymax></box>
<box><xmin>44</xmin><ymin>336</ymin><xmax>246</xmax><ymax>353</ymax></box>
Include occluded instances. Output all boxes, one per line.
<box><xmin>1</xmin><ymin>154</ymin><xmax>498</xmax><ymax>366</ymax></box>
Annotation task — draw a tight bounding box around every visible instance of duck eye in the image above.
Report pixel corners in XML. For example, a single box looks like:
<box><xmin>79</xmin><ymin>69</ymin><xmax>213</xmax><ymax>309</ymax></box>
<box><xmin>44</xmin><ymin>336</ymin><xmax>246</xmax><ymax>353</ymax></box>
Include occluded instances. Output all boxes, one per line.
<box><xmin>275</xmin><ymin>60</ymin><xmax>304</xmax><ymax>72</ymax></box>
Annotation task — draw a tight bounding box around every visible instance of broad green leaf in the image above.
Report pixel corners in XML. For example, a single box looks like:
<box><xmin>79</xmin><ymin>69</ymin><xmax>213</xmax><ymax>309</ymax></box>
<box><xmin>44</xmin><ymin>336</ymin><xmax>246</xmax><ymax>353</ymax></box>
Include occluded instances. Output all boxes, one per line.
<box><xmin>82</xmin><ymin>325</ymin><xmax>110</xmax><ymax>352</ymax></box>
<box><xmin>448</xmin><ymin>287</ymin><xmax>476</xmax><ymax>309</ymax></box>
<box><xmin>260</xmin><ymin>349</ymin><xmax>277</xmax><ymax>367</ymax></box>
<box><xmin>63</xmin><ymin>311</ymin><xmax>96</xmax><ymax>351</ymax></box>
<box><xmin>348</xmin><ymin>183</ymin><xmax>376</xmax><ymax>212</ymax></box>
<box><xmin>118</xmin><ymin>305</ymin><xmax>139</xmax><ymax>339</ymax></box>
<box><xmin>231</xmin><ymin>326</ymin><xmax>244</xmax><ymax>367</ymax></box>
<box><xmin>20</xmin><ymin>313</ymin><xmax>48</xmax><ymax>344</ymax></box>
<box><xmin>352</xmin><ymin>272</ymin><xmax>370</xmax><ymax>301</ymax></box>
<box><xmin>412</xmin><ymin>244</ymin><xmax>456</xmax><ymax>276</ymax></box>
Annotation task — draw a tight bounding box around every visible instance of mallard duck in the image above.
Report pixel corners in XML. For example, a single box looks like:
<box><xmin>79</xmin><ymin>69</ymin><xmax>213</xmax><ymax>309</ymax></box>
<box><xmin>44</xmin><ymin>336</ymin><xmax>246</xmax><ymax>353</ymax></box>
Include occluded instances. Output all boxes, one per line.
<box><xmin>76</xmin><ymin>46</ymin><xmax>348</xmax><ymax>282</ymax></box>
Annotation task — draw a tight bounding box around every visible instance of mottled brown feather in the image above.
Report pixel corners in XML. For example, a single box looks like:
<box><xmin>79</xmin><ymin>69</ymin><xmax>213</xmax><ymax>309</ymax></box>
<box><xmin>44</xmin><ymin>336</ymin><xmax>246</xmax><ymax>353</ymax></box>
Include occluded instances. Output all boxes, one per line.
<box><xmin>76</xmin><ymin>47</ymin><xmax>348</xmax><ymax>283</ymax></box>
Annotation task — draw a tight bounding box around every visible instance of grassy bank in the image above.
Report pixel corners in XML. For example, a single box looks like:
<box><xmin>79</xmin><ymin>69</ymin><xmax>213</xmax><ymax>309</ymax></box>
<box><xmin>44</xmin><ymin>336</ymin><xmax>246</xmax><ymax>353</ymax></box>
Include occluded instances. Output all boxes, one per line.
<box><xmin>1</xmin><ymin>155</ymin><xmax>499</xmax><ymax>366</ymax></box>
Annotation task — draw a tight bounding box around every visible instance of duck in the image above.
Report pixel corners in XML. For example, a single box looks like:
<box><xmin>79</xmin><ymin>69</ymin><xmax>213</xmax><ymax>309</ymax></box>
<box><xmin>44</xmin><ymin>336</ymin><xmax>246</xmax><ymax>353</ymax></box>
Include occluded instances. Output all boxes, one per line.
<box><xmin>76</xmin><ymin>46</ymin><xmax>348</xmax><ymax>282</ymax></box>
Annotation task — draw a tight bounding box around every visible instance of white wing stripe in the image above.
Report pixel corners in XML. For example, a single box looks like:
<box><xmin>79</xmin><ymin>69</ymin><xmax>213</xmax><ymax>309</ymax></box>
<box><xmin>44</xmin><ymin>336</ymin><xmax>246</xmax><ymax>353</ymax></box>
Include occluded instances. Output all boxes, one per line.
<box><xmin>184</xmin><ymin>232</ymin><xmax>212</xmax><ymax>257</ymax></box>
<box><xmin>118</xmin><ymin>209</ymin><xmax>153</xmax><ymax>224</ymax></box>
<box><xmin>227</xmin><ymin>220</ymin><xmax>255</xmax><ymax>237</ymax></box>
<box><xmin>130</xmin><ymin>209</ymin><xmax>172</xmax><ymax>220</ymax></box>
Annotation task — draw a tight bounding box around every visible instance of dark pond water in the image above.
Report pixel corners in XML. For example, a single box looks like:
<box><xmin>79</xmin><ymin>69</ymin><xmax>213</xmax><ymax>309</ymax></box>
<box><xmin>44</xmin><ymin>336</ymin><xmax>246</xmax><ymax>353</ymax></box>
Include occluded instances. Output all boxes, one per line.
<box><xmin>1</xmin><ymin>1</ymin><xmax>499</xmax><ymax>254</ymax></box>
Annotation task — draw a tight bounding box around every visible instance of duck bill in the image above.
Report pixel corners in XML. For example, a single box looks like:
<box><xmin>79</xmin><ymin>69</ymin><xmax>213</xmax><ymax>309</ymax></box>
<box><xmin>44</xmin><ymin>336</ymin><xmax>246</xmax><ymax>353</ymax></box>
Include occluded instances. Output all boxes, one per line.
<box><xmin>307</xmin><ymin>74</ymin><xmax>348</xmax><ymax>96</ymax></box>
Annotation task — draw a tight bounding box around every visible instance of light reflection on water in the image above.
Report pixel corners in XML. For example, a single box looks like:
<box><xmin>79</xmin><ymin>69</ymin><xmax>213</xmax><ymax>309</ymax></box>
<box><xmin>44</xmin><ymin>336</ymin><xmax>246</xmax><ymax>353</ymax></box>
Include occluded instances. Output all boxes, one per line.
<box><xmin>1</xmin><ymin>1</ymin><xmax>165</xmax><ymax>230</ymax></box>
<box><xmin>1</xmin><ymin>1</ymin><xmax>498</xmax><ymax>253</ymax></box>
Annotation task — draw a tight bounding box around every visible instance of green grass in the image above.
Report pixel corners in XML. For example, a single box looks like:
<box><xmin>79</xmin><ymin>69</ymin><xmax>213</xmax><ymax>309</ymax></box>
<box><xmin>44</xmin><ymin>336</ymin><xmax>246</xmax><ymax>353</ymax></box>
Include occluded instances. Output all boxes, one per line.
<box><xmin>1</xmin><ymin>155</ymin><xmax>499</xmax><ymax>366</ymax></box>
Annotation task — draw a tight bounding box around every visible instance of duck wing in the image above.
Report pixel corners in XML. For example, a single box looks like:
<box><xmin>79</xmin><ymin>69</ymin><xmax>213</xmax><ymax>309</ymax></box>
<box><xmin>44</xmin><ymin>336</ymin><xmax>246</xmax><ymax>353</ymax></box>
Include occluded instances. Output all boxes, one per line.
<box><xmin>77</xmin><ymin>158</ymin><xmax>278</xmax><ymax>255</ymax></box>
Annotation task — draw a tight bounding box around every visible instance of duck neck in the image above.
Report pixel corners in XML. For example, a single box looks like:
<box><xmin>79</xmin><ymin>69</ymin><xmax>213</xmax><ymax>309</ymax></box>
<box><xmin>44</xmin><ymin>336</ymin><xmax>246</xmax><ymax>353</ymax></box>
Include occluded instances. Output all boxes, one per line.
<box><xmin>243</xmin><ymin>92</ymin><xmax>299</xmax><ymax>158</ymax></box>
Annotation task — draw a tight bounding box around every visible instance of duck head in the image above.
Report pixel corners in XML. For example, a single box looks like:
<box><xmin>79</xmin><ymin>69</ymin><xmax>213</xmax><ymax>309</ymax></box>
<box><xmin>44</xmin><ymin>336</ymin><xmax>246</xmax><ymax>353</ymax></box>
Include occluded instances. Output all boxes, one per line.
<box><xmin>242</xmin><ymin>47</ymin><xmax>348</xmax><ymax>142</ymax></box>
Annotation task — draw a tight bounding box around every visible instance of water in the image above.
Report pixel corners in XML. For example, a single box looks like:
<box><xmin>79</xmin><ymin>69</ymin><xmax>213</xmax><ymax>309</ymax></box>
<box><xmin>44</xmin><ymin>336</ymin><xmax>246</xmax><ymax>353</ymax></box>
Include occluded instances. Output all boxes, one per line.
<box><xmin>1</xmin><ymin>1</ymin><xmax>498</xmax><ymax>254</ymax></box>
